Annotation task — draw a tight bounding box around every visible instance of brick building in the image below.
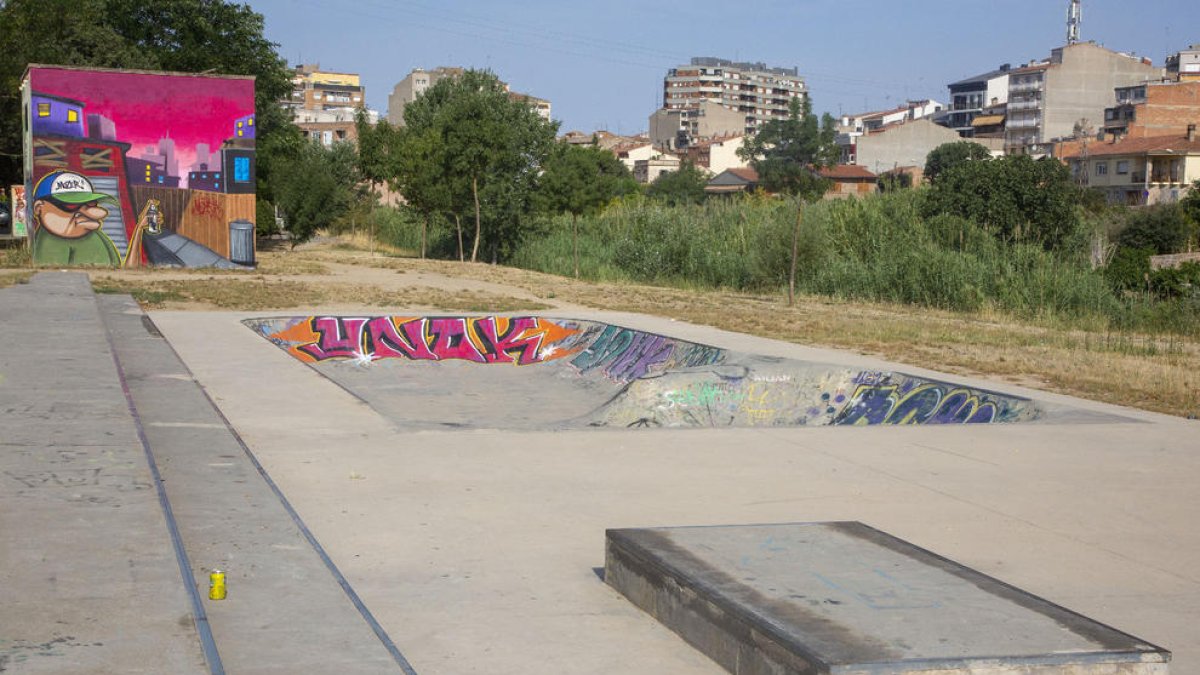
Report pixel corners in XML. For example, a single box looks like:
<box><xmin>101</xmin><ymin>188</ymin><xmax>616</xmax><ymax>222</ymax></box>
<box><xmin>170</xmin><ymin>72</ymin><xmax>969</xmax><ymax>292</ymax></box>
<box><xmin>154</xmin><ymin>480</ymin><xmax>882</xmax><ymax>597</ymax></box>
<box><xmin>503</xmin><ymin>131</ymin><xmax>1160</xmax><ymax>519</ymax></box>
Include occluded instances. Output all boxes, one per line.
<box><xmin>1103</xmin><ymin>80</ymin><xmax>1200</xmax><ymax>140</ymax></box>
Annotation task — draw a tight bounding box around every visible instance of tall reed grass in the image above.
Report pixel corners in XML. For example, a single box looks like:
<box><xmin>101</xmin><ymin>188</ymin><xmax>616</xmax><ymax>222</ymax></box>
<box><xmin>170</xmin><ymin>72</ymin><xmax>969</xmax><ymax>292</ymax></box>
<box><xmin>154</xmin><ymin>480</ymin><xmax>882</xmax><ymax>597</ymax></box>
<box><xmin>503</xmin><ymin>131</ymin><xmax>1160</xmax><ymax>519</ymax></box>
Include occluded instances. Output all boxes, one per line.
<box><xmin>374</xmin><ymin>191</ymin><xmax>1199</xmax><ymax>335</ymax></box>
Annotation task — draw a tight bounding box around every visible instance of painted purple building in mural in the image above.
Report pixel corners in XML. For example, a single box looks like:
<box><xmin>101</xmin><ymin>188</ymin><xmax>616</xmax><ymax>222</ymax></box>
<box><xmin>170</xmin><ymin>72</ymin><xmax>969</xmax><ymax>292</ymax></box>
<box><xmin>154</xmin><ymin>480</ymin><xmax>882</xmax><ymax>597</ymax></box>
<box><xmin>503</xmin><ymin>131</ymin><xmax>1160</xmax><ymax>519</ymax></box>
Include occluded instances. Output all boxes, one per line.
<box><xmin>234</xmin><ymin>114</ymin><xmax>256</xmax><ymax>140</ymax></box>
<box><xmin>31</xmin><ymin>93</ymin><xmax>87</xmax><ymax>138</ymax></box>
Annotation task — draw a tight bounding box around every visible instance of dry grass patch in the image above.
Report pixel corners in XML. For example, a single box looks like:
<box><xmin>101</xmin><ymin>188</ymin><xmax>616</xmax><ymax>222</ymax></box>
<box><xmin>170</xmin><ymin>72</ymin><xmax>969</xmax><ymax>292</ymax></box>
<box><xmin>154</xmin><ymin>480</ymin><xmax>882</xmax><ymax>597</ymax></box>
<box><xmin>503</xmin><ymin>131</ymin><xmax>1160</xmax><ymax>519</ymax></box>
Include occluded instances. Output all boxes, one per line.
<box><xmin>84</xmin><ymin>243</ymin><xmax>1199</xmax><ymax>418</ymax></box>
<box><xmin>90</xmin><ymin>274</ymin><xmax>548</xmax><ymax>313</ymax></box>
<box><xmin>0</xmin><ymin>270</ymin><xmax>34</xmax><ymax>288</ymax></box>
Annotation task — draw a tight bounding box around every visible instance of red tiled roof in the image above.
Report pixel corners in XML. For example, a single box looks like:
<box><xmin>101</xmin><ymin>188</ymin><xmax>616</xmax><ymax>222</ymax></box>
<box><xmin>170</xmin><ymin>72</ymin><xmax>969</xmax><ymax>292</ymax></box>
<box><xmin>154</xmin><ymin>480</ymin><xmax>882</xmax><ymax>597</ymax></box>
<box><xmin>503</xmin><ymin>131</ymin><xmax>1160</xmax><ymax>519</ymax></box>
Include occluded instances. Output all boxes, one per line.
<box><xmin>1063</xmin><ymin>134</ymin><xmax>1200</xmax><ymax>159</ymax></box>
<box><xmin>725</xmin><ymin>167</ymin><xmax>759</xmax><ymax>182</ymax></box>
<box><xmin>819</xmin><ymin>164</ymin><xmax>877</xmax><ymax>180</ymax></box>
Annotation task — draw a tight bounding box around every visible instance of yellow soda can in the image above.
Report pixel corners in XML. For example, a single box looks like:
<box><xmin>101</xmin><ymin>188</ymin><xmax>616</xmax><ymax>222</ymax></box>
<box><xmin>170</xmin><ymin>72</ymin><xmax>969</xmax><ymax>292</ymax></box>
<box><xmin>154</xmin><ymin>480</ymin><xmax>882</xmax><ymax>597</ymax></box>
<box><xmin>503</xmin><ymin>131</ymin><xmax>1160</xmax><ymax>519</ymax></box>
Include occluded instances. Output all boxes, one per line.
<box><xmin>208</xmin><ymin>570</ymin><xmax>227</xmax><ymax>600</ymax></box>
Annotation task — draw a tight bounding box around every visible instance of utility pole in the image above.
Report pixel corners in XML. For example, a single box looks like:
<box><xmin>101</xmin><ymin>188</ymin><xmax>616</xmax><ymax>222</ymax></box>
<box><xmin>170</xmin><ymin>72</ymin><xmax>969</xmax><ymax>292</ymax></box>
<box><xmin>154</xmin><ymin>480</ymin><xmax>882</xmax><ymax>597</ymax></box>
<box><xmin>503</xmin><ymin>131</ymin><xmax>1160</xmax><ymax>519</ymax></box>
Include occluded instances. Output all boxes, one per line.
<box><xmin>1067</xmin><ymin>0</ymin><xmax>1082</xmax><ymax>45</ymax></box>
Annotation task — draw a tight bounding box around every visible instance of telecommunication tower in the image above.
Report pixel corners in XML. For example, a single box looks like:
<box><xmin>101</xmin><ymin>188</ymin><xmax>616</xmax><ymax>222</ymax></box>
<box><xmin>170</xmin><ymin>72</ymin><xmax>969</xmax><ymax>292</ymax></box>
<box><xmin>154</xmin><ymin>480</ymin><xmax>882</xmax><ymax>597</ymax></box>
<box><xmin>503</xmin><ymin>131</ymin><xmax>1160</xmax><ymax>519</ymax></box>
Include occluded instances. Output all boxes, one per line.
<box><xmin>1067</xmin><ymin>0</ymin><xmax>1082</xmax><ymax>45</ymax></box>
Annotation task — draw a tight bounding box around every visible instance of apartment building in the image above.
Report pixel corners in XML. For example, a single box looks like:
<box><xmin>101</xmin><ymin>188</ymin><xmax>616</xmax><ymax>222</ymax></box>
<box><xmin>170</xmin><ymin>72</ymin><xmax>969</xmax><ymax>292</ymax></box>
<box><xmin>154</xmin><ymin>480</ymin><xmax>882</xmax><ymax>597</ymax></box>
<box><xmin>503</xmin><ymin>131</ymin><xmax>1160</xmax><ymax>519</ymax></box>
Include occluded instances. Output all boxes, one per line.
<box><xmin>943</xmin><ymin>64</ymin><xmax>1011</xmax><ymax>135</ymax></box>
<box><xmin>284</xmin><ymin>64</ymin><xmax>370</xmax><ymax>146</ymax></box>
<box><xmin>653</xmin><ymin>57</ymin><xmax>807</xmax><ymax>149</ymax></box>
<box><xmin>286</xmin><ymin>64</ymin><xmax>365</xmax><ymax>113</ymax></box>
<box><xmin>1167</xmin><ymin>44</ymin><xmax>1200</xmax><ymax>82</ymax></box>
<box><xmin>387</xmin><ymin>67</ymin><xmax>551</xmax><ymax>126</ymax></box>
<box><xmin>1065</xmin><ymin>125</ymin><xmax>1200</xmax><ymax>205</ymax></box>
<box><xmin>1103</xmin><ymin>80</ymin><xmax>1200</xmax><ymax>140</ymax></box>
<box><xmin>387</xmin><ymin>67</ymin><xmax>464</xmax><ymax>126</ymax></box>
<box><xmin>1004</xmin><ymin>42</ymin><xmax>1162</xmax><ymax>155</ymax></box>
<box><xmin>649</xmin><ymin>100</ymin><xmax>744</xmax><ymax>151</ymax></box>
<box><xmin>853</xmin><ymin>118</ymin><xmax>977</xmax><ymax>176</ymax></box>
<box><xmin>836</xmin><ymin>100</ymin><xmax>945</xmax><ymax>164</ymax></box>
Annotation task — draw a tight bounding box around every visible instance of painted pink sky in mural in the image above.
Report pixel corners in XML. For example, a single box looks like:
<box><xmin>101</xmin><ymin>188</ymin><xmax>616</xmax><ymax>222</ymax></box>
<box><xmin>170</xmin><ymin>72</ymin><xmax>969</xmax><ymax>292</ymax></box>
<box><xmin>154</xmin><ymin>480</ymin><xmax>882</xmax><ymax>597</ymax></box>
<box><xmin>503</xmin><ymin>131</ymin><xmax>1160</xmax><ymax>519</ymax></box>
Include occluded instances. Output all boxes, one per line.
<box><xmin>30</xmin><ymin>68</ymin><xmax>254</xmax><ymax>187</ymax></box>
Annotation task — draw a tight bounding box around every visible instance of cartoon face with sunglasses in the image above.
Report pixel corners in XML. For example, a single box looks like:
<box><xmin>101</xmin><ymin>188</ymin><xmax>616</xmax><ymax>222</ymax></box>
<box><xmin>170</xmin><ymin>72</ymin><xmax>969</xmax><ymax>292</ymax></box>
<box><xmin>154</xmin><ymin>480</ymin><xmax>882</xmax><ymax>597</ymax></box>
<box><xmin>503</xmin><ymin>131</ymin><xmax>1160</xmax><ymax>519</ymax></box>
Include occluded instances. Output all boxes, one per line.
<box><xmin>31</xmin><ymin>170</ymin><xmax>121</xmax><ymax>266</ymax></box>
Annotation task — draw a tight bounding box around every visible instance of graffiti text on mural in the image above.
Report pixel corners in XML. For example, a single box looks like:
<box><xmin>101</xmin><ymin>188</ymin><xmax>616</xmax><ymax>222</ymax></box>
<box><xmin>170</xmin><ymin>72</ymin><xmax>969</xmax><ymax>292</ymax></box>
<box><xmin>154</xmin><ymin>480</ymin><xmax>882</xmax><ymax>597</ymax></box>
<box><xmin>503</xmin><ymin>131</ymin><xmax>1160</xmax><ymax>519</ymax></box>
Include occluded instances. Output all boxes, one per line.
<box><xmin>274</xmin><ymin>316</ymin><xmax>579</xmax><ymax>366</ymax></box>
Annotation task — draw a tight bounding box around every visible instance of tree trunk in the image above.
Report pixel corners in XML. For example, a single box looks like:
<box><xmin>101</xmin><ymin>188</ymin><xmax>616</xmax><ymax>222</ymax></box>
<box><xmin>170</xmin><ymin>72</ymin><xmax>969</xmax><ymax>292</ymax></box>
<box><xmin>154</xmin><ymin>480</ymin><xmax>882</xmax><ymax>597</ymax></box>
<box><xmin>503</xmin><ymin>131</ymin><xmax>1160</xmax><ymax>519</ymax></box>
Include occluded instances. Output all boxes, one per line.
<box><xmin>454</xmin><ymin>213</ymin><xmax>464</xmax><ymax>262</ymax></box>
<box><xmin>788</xmin><ymin>207</ymin><xmax>802</xmax><ymax>307</ymax></box>
<box><xmin>572</xmin><ymin>212</ymin><xmax>579</xmax><ymax>278</ymax></box>
<box><xmin>421</xmin><ymin>214</ymin><xmax>428</xmax><ymax>259</ymax></box>
<box><xmin>470</xmin><ymin>175</ymin><xmax>482</xmax><ymax>263</ymax></box>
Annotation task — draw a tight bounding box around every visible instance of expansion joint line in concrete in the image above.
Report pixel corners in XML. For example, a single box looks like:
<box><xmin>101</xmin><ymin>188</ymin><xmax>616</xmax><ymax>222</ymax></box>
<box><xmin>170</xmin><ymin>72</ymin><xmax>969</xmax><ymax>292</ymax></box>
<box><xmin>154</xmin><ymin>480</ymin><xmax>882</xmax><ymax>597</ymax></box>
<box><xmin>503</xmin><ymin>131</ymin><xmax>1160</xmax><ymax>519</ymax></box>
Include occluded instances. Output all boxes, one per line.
<box><xmin>148</xmin><ymin>316</ymin><xmax>420</xmax><ymax>675</ymax></box>
<box><xmin>98</xmin><ymin>299</ymin><xmax>226</xmax><ymax>675</ymax></box>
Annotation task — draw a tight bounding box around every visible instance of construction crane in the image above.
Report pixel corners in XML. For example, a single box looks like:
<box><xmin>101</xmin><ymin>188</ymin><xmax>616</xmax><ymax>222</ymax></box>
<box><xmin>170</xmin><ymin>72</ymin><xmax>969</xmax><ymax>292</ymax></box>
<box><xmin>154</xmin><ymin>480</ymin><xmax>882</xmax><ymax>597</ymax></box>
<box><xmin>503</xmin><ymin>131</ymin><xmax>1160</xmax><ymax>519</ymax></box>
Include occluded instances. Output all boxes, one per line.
<box><xmin>1067</xmin><ymin>0</ymin><xmax>1082</xmax><ymax>45</ymax></box>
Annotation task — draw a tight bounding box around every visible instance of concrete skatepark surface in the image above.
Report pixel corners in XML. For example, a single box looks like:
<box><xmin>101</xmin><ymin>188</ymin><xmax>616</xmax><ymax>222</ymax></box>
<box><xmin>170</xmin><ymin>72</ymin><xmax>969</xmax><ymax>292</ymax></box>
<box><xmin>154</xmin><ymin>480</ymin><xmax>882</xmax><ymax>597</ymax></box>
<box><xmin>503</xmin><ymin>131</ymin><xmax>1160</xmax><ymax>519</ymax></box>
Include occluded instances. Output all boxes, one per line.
<box><xmin>242</xmin><ymin>315</ymin><xmax>1120</xmax><ymax>430</ymax></box>
<box><xmin>3</xmin><ymin>271</ymin><xmax>1199</xmax><ymax>673</ymax></box>
<box><xmin>605</xmin><ymin>523</ymin><xmax>1169</xmax><ymax>674</ymax></box>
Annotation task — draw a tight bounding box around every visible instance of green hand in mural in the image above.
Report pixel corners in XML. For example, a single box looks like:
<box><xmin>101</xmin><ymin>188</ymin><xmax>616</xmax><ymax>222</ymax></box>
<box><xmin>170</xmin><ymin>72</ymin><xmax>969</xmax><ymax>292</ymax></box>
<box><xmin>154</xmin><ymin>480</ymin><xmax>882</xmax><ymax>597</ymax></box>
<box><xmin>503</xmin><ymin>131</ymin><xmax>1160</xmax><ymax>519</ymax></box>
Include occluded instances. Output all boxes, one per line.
<box><xmin>31</xmin><ymin>171</ymin><xmax>120</xmax><ymax>266</ymax></box>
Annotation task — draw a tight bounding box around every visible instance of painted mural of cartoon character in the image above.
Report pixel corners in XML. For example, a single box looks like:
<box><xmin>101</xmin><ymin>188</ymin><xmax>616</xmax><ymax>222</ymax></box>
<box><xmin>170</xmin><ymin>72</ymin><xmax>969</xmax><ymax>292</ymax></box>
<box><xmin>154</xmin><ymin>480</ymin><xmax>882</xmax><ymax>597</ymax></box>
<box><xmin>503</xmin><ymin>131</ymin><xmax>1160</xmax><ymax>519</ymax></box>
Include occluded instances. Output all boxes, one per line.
<box><xmin>31</xmin><ymin>170</ymin><xmax>120</xmax><ymax>266</ymax></box>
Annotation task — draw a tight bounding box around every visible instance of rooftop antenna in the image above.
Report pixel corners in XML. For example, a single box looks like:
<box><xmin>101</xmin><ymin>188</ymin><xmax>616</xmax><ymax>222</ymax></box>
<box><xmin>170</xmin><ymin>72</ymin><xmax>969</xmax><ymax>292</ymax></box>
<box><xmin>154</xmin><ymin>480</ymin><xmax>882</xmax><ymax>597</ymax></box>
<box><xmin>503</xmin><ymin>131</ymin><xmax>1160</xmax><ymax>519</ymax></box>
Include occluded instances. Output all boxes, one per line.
<box><xmin>1067</xmin><ymin>0</ymin><xmax>1082</xmax><ymax>45</ymax></box>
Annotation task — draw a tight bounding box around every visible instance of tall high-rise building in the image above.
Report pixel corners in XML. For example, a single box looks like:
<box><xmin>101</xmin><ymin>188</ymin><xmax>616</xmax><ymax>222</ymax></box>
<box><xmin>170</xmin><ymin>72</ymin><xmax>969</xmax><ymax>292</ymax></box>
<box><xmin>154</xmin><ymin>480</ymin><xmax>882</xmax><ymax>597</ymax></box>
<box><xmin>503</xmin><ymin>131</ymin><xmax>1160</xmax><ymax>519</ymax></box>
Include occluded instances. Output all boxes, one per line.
<box><xmin>651</xmin><ymin>57</ymin><xmax>807</xmax><ymax>149</ymax></box>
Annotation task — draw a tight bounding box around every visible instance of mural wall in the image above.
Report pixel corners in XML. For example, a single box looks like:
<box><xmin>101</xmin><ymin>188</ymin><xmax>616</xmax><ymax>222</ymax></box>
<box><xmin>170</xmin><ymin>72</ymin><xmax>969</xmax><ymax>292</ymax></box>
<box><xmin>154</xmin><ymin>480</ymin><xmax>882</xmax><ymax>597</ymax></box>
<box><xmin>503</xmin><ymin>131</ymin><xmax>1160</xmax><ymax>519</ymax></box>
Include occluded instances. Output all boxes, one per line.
<box><xmin>7</xmin><ymin>186</ymin><xmax>28</xmax><ymax>238</ymax></box>
<box><xmin>245</xmin><ymin>316</ymin><xmax>1040</xmax><ymax>429</ymax></box>
<box><xmin>22</xmin><ymin>66</ymin><xmax>256</xmax><ymax>268</ymax></box>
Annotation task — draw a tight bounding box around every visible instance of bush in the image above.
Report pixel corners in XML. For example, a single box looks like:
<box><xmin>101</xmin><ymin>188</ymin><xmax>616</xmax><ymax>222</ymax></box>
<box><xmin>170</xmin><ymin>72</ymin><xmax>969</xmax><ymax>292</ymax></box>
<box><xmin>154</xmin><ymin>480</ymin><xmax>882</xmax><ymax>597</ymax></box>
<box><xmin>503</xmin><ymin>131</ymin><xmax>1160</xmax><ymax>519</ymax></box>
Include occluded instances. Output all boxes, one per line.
<box><xmin>1116</xmin><ymin>204</ymin><xmax>1194</xmax><ymax>255</ymax></box>
<box><xmin>1104</xmin><ymin>246</ymin><xmax>1153</xmax><ymax>292</ymax></box>
<box><xmin>1149</xmin><ymin>261</ymin><xmax>1200</xmax><ymax>300</ymax></box>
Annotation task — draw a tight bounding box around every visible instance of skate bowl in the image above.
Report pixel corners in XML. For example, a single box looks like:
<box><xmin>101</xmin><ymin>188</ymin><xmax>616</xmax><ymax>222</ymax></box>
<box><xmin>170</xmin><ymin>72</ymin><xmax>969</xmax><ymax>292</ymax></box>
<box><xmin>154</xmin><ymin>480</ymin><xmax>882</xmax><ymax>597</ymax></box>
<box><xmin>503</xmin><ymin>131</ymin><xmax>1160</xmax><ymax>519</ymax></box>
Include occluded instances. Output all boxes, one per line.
<box><xmin>244</xmin><ymin>315</ymin><xmax>1111</xmax><ymax>431</ymax></box>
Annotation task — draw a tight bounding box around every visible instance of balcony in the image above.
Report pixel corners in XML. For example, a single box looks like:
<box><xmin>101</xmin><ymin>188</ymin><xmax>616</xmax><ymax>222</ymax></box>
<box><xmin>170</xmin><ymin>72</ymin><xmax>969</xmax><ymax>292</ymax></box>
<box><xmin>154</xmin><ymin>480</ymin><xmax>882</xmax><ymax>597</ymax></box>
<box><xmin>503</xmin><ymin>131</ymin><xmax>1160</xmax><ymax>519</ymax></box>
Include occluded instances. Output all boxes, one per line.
<box><xmin>1007</xmin><ymin>116</ymin><xmax>1041</xmax><ymax>129</ymax></box>
<box><xmin>1010</xmin><ymin>81</ymin><xmax>1044</xmax><ymax>93</ymax></box>
<box><xmin>1008</xmin><ymin>99</ymin><xmax>1042</xmax><ymax>111</ymax></box>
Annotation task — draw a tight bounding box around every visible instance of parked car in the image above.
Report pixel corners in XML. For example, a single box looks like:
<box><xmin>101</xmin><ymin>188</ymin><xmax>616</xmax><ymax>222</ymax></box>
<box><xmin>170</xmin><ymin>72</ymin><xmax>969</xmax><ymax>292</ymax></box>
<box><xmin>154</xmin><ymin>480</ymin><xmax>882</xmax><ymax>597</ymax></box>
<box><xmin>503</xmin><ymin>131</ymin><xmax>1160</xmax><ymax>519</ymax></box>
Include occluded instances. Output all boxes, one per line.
<box><xmin>0</xmin><ymin>202</ymin><xmax>11</xmax><ymax>236</ymax></box>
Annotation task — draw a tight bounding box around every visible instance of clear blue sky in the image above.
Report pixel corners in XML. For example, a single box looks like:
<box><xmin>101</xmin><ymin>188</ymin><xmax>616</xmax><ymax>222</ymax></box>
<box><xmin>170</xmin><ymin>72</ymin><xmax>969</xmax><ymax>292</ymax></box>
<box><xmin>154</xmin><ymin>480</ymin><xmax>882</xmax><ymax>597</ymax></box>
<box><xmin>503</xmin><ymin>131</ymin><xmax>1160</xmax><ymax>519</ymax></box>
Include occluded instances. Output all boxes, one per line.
<box><xmin>249</xmin><ymin>0</ymin><xmax>1198</xmax><ymax>133</ymax></box>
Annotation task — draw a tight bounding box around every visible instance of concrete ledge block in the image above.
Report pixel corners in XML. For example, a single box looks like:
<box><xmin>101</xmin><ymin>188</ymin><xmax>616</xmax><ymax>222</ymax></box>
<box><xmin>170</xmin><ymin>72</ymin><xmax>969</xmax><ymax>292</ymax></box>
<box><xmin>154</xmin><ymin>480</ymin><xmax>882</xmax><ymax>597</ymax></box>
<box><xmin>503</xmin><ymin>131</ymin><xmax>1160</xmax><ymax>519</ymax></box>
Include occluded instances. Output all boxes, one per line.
<box><xmin>605</xmin><ymin>522</ymin><xmax>1169</xmax><ymax>674</ymax></box>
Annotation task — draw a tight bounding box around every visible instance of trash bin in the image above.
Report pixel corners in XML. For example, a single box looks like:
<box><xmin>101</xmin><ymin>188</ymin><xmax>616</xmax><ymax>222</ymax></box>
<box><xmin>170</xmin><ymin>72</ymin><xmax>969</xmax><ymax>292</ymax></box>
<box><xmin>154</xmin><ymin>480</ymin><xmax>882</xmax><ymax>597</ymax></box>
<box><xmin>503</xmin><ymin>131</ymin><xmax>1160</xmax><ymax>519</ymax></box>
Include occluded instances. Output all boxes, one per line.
<box><xmin>229</xmin><ymin>219</ymin><xmax>255</xmax><ymax>266</ymax></box>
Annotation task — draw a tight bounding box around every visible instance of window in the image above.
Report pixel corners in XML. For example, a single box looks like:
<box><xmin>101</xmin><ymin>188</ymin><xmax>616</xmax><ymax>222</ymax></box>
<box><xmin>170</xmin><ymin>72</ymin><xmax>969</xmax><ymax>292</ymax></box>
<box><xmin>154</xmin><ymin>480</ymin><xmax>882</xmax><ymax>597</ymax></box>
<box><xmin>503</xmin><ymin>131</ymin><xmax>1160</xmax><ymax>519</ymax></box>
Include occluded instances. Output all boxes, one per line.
<box><xmin>247</xmin><ymin>117</ymin><xmax>253</xmax><ymax>126</ymax></box>
<box><xmin>1095</xmin><ymin>162</ymin><xmax>1108</xmax><ymax>175</ymax></box>
<box><xmin>66</xmin><ymin>109</ymin><xmax>79</xmax><ymax>123</ymax></box>
<box><xmin>234</xmin><ymin>156</ymin><xmax>250</xmax><ymax>182</ymax></box>
<box><xmin>37</xmin><ymin>102</ymin><xmax>50</xmax><ymax>117</ymax></box>
<box><xmin>1116</xmin><ymin>160</ymin><xmax>1130</xmax><ymax>174</ymax></box>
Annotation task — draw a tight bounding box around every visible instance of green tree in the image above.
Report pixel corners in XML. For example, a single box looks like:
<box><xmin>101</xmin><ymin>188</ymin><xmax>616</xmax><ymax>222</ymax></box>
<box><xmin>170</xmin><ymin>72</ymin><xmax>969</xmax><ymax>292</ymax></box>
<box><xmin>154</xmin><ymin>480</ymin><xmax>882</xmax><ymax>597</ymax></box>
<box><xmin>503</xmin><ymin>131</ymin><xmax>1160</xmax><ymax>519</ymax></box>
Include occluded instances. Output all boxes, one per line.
<box><xmin>646</xmin><ymin>161</ymin><xmax>708</xmax><ymax>206</ymax></box>
<box><xmin>0</xmin><ymin>0</ymin><xmax>300</xmax><ymax>202</ymax></box>
<box><xmin>736</xmin><ymin>96</ymin><xmax>837</xmax><ymax>306</ymax></box>
<box><xmin>398</xmin><ymin>69</ymin><xmax>558</xmax><ymax>263</ymax></box>
<box><xmin>1179</xmin><ymin>179</ymin><xmax>1200</xmax><ymax>249</ymax></box>
<box><xmin>537</xmin><ymin>143</ymin><xmax>637</xmax><ymax>276</ymax></box>
<box><xmin>923</xmin><ymin>141</ymin><xmax>991</xmax><ymax>184</ymax></box>
<box><xmin>922</xmin><ymin>155</ymin><xmax>1081</xmax><ymax>251</ymax></box>
<box><xmin>273</xmin><ymin>141</ymin><xmax>361</xmax><ymax>245</ymax></box>
<box><xmin>737</xmin><ymin>97</ymin><xmax>839</xmax><ymax>201</ymax></box>
<box><xmin>356</xmin><ymin>115</ymin><xmax>453</xmax><ymax>259</ymax></box>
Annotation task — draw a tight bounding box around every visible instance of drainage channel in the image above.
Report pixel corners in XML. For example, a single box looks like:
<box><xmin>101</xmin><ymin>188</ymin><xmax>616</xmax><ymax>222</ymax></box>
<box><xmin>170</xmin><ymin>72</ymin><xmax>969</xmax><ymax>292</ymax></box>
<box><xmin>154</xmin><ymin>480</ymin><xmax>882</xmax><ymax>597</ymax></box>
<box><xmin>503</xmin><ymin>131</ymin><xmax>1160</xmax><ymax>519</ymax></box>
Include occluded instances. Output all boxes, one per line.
<box><xmin>99</xmin><ymin>294</ymin><xmax>415</xmax><ymax>674</ymax></box>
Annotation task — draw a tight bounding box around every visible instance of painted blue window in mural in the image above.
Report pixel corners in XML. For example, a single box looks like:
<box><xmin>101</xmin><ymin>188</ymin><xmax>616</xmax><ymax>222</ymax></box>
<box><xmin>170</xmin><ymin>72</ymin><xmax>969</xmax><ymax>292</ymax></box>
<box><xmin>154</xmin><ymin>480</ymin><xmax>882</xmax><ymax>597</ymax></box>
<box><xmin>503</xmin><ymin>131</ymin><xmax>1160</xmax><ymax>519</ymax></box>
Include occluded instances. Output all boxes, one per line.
<box><xmin>234</xmin><ymin>156</ymin><xmax>250</xmax><ymax>182</ymax></box>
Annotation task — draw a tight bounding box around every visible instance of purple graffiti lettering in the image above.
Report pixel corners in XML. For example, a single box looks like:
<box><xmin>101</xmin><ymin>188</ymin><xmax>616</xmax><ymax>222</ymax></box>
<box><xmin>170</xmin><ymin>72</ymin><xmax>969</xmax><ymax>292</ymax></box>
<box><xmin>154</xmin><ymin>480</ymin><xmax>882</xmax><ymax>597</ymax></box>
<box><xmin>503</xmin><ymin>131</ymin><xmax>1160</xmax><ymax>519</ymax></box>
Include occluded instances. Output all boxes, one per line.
<box><xmin>606</xmin><ymin>335</ymin><xmax>674</xmax><ymax>382</ymax></box>
<box><xmin>298</xmin><ymin>317</ymin><xmax>367</xmax><ymax>360</ymax></box>
<box><xmin>426</xmin><ymin>318</ymin><xmax>486</xmax><ymax>363</ymax></box>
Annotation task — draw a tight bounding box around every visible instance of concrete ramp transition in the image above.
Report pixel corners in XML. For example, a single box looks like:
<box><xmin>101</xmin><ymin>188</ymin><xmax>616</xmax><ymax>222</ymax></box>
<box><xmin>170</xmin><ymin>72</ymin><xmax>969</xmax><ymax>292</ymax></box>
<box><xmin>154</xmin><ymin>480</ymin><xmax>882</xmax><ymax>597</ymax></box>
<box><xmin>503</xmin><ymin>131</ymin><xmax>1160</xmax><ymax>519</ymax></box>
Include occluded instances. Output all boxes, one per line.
<box><xmin>244</xmin><ymin>315</ymin><xmax>1087</xmax><ymax>430</ymax></box>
